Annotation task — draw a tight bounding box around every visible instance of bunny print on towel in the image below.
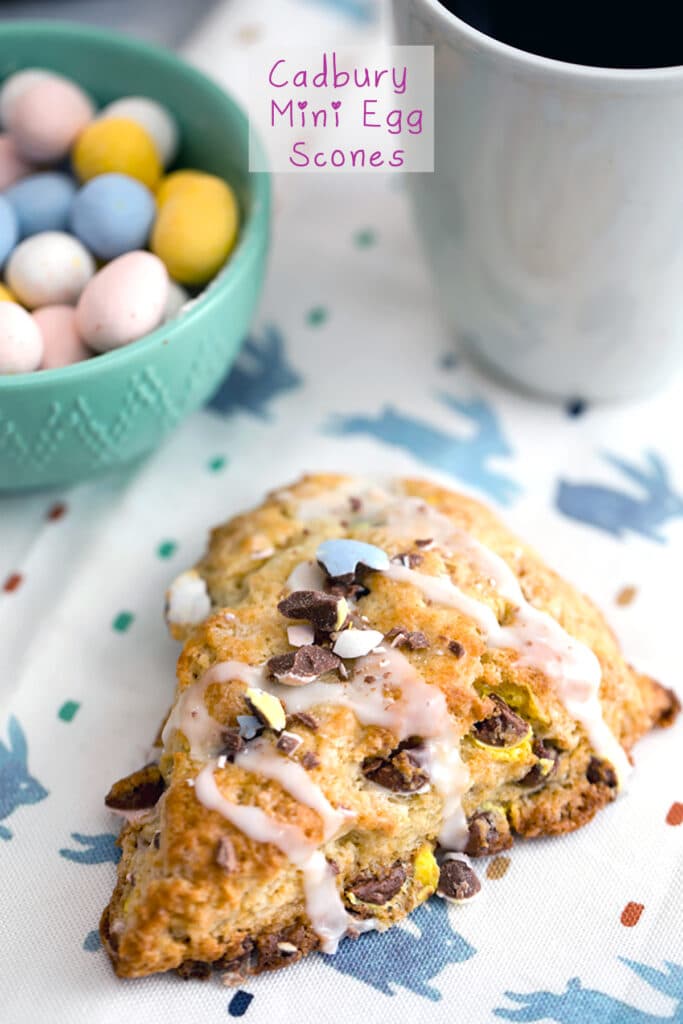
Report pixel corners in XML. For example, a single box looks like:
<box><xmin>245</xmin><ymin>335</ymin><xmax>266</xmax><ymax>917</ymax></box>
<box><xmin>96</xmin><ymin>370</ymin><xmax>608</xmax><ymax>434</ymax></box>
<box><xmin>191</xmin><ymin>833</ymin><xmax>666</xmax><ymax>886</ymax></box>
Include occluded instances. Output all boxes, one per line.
<box><xmin>557</xmin><ymin>451</ymin><xmax>683</xmax><ymax>543</ymax></box>
<box><xmin>0</xmin><ymin>716</ymin><xmax>48</xmax><ymax>839</ymax></box>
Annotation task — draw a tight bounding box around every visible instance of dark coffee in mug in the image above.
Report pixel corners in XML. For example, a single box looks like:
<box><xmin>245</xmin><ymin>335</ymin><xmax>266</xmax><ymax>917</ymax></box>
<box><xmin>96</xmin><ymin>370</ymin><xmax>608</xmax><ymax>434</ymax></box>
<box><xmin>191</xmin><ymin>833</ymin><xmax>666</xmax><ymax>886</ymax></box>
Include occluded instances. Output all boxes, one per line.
<box><xmin>440</xmin><ymin>1</ymin><xmax>683</xmax><ymax>69</ymax></box>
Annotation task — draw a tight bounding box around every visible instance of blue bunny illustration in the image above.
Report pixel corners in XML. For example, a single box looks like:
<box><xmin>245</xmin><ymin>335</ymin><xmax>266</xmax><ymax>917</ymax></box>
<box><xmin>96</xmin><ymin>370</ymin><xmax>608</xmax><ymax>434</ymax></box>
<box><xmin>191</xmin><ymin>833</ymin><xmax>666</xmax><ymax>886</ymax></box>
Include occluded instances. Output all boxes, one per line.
<box><xmin>328</xmin><ymin>393</ymin><xmax>520</xmax><ymax>505</ymax></box>
<box><xmin>0</xmin><ymin>716</ymin><xmax>48</xmax><ymax>840</ymax></box>
<box><xmin>209</xmin><ymin>325</ymin><xmax>302</xmax><ymax>420</ymax></box>
<box><xmin>557</xmin><ymin>451</ymin><xmax>683</xmax><ymax>543</ymax></box>
<box><xmin>324</xmin><ymin>896</ymin><xmax>476</xmax><ymax>1000</ymax></box>
<box><xmin>495</xmin><ymin>959</ymin><xmax>683</xmax><ymax>1023</ymax></box>
<box><xmin>59</xmin><ymin>832</ymin><xmax>120</xmax><ymax>865</ymax></box>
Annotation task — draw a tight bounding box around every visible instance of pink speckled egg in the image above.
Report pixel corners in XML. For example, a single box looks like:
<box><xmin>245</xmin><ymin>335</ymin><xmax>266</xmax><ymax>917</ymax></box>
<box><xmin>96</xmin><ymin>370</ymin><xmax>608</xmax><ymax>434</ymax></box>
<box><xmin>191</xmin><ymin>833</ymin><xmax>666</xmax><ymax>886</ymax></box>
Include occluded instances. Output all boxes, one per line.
<box><xmin>7</xmin><ymin>76</ymin><xmax>94</xmax><ymax>163</ymax></box>
<box><xmin>75</xmin><ymin>250</ymin><xmax>169</xmax><ymax>352</ymax></box>
<box><xmin>0</xmin><ymin>301</ymin><xmax>43</xmax><ymax>373</ymax></box>
<box><xmin>0</xmin><ymin>134</ymin><xmax>33</xmax><ymax>189</ymax></box>
<box><xmin>33</xmin><ymin>305</ymin><xmax>90</xmax><ymax>370</ymax></box>
<box><xmin>0</xmin><ymin>69</ymin><xmax>52</xmax><ymax>125</ymax></box>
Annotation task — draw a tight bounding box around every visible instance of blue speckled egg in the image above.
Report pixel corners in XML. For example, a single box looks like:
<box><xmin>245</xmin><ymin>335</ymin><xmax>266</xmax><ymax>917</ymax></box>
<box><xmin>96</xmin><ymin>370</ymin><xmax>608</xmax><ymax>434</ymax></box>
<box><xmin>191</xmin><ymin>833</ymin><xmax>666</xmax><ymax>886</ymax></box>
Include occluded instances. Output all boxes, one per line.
<box><xmin>316</xmin><ymin>539</ymin><xmax>390</xmax><ymax>578</ymax></box>
<box><xmin>4</xmin><ymin>171</ymin><xmax>77</xmax><ymax>238</ymax></box>
<box><xmin>69</xmin><ymin>172</ymin><xmax>155</xmax><ymax>260</ymax></box>
<box><xmin>0</xmin><ymin>195</ymin><xmax>18</xmax><ymax>265</ymax></box>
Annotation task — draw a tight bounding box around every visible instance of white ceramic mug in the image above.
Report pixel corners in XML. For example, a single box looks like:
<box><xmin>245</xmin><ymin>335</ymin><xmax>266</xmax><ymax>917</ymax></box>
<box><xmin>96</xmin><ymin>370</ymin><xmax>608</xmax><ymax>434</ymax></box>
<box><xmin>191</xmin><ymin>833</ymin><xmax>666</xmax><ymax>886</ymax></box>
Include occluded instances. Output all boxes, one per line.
<box><xmin>392</xmin><ymin>0</ymin><xmax>683</xmax><ymax>400</ymax></box>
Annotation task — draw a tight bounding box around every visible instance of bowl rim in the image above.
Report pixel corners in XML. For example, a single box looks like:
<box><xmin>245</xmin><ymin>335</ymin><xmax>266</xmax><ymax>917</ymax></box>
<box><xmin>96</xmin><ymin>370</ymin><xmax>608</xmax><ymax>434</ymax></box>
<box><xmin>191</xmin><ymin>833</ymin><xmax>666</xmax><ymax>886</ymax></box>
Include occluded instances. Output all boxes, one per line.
<box><xmin>0</xmin><ymin>19</ymin><xmax>270</xmax><ymax>392</ymax></box>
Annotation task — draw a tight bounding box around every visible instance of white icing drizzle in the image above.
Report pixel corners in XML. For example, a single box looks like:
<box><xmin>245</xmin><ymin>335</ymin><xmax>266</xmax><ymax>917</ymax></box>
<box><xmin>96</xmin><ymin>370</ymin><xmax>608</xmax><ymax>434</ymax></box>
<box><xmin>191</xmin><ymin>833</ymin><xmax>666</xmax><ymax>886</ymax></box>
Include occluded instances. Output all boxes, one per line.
<box><xmin>257</xmin><ymin>646</ymin><xmax>471</xmax><ymax>848</ymax></box>
<box><xmin>194</xmin><ymin>763</ymin><xmax>365</xmax><ymax>953</ymax></box>
<box><xmin>234</xmin><ymin>739</ymin><xmax>350</xmax><ymax>841</ymax></box>
<box><xmin>380</xmin><ymin>496</ymin><xmax>631</xmax><ymax>787</ymax></box>
<box><xmin>161</xmin><ymin>660</ymin><xmax>265</xmax><ymax>757</ymax></box>
<box><xmin>293</xmin><ymin>481</ymin><xmax>629</xmax><ymax>785</ymax></box>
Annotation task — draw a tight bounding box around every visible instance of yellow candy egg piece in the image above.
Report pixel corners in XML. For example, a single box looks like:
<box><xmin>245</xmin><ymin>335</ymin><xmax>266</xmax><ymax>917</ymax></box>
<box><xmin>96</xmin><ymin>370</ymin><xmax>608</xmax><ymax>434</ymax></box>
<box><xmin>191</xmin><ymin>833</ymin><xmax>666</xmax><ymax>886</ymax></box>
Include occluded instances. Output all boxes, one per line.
<box><xmin>0</xmin><ymin>283</ymin><xmax>17</xmax><ymax>303</ymax></box>
<box><xmin>72</xmin><ymin>117</ymin><xmax>161</xmax><ymax>190</ymax></box>
<box><xmin>156</xmin><ymin>169</ymin><xmax>228</xmax><ymax>208</ymax></box>
<box><xmin>151</xmin><ymin>173</ymin><xmax>239</xmax><ymax>286</ymax></box>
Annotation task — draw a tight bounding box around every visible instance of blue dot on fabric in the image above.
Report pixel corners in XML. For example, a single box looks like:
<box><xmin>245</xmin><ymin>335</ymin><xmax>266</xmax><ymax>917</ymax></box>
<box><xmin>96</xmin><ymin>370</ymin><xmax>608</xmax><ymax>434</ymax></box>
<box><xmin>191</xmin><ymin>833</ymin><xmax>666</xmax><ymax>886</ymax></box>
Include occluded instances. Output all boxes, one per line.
<box><xmin>83</xmin><ymin>929</ymin><xmax>101</xmax><ymax>952</ymax></box>
<box><xmin>228</xmin><ymin>990</ymin><xmax>254</xmax><ymax>1016</ymax></box>
<box><xmin>566</xmin><ymin>398</ymin><xmax>588</xmax><ymax>417</ymax></box>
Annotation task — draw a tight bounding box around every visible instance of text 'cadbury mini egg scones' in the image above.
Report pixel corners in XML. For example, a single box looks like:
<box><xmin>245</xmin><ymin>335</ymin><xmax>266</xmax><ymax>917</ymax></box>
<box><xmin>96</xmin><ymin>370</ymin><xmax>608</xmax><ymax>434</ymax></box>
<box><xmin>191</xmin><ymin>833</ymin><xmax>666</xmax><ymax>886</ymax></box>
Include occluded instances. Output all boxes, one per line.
<box><xmin>101</xmin><ymin>475</ymin><xmax>678</xmax><ymax>980</ymax></box>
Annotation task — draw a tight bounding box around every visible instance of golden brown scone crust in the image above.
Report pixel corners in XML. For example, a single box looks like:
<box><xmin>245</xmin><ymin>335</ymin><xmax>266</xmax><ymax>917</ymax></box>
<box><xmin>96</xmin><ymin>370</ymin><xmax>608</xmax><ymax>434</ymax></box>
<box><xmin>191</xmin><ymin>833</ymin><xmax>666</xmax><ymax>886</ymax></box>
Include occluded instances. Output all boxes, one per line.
<box><xmin>103</xmin><ymin>475</ymin><xmax>678</xmax><ymax>981</ymax></box>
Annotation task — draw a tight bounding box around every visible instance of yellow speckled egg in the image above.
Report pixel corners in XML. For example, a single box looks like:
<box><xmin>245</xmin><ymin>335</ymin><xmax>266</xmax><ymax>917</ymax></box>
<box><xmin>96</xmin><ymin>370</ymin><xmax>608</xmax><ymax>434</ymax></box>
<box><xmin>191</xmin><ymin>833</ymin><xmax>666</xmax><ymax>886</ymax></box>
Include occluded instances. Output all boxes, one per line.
<box><xmin>72</xmin><ymin>117</ymin><xmax>161</xmax><ymax>190</ymax></box>
<box><xmin>151</xmin><ymin>172</ymin><xmax>238</xmax><ymax>286</ymax></box>
<box><xmin>0</xmin><ymin>283</ymin><xmax>17</xmax><ymax>303</ymax></box>
<box><xmin>155</xmin><ymin>170</ymin><xmax>228</xmax><ymax>208</ymax></box>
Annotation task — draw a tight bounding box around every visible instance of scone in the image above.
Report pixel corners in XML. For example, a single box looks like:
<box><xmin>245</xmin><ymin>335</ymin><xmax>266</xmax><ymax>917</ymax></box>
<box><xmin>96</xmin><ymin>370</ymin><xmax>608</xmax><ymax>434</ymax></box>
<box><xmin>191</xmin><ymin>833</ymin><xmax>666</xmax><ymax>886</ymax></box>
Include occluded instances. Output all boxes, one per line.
<box><xmin>102</xmin><ymin>475</ymin><xmax>678</xmax><ymax>980</ymax></box>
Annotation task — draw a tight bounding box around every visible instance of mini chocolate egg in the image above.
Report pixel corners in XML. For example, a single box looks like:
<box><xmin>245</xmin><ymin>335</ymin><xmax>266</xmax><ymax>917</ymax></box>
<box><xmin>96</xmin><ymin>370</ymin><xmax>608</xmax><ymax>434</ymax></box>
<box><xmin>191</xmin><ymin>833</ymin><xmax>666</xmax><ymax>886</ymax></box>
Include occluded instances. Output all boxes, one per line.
<box><xmin>0</xmin><ymin>134</ymin><xmax>33</xmax><ymax>189</ymax></box>
<box><xmin>0</xmin><ymin>195</ymin><xmax>19</xmax><ymax>265</ymax></box>
<box><xmin>0</xmin><ymin>301</ymin><xmax>43</xmax><ymax>373</ymax></box>
<box><xmin>155</xmin><ymin>169</ymin><xmax>228</xmax><ymax>208</ymax></box>
<box><xmin>316</xmin><ymin>539</ymin><xmax>390</xmax><ymax>578</ymax></box>
<box><xmin>0</xmin><ymin>68</ymin><xmax>52</xmax><ymax>125</ymax></box>
<box><xmin>33</xmin><ymin>305</ymin><xmax>90</xmax><ymax>369</ymax></box>
<box><xmin>69</xmin><ymin>173</ymin><xmax>155</xmax><ymax>261</ymax></box>
<box><xmin>6</xmin><ymin>231</ymin><xmax>95</xmax><ymax>309</ymax></box>
<box><xmin>5</xmin><ymin>172</ymin><xmax>77</xmax><ymax>238</ymax></box>
<box><xmin>97</xmin><ymin>96</ymin><xmax>178</xmax><ymax>167</ymax></box>
<box><xmin>75</xmin><ymin>250</ymin><xmax>168</xmax><ymax>352</ymax></box>
<box><xmin>72</xmin><ymin>117</ymin><xmax>161</xmax><ymax>190</ymax></box>
<box><xmin>7</xmin><ymin>76</ymin><xmax>94</xmax><ymax>163</ymax></box>
<box><xmin>163</xmin><ymin>279</ymin><xmax>190</xmax><ymax>322</ymax></box>
<box><xmin>151</xmin><ymin>171</ymin><xmax>239</xmax><ymax>285</ymax></box>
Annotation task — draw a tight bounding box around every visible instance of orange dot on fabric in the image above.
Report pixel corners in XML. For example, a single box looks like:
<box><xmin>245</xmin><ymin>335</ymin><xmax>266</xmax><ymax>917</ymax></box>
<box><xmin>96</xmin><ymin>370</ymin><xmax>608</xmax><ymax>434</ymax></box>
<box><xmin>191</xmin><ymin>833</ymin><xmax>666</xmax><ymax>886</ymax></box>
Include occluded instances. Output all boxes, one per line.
<box><xmin>3</xmin><ymin>572</ymin><xmax>23</xmax><ymax>593</ymax></box>
<box><xmin>621</xmin><ymin>902</ymin><xmax>644</xmax><ymax>927</ymax></box>
<box><xmin>486</xmin><ymin>856</ymin><xmax>511</xmax><ymax>880</ymax></box>
<box><xmin>47</xmin><ymin>501</ymin><xmax>67</xmax><ymax>521</ymax></box>
<box><xmin>666</xmin><ymin>802</ymin><xmax>683</xmax><ymax>826</ymax></box>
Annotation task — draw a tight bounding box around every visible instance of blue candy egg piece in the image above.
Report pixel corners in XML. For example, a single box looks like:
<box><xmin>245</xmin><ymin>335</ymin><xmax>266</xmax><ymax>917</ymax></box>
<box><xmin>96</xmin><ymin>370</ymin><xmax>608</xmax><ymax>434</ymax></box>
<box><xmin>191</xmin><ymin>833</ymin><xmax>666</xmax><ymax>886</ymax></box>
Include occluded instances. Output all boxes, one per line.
<box><xmin>69</xmin><ymin>173</ymin><xmax>156</xmax><ymax>261</ymax></box>
<box><xmin>0</xmin><ymin>195</ymin><xmax>18</xmax><ymax>266</ymax></box>
<box><xmin>316</xmin><ymin>539</ymin><xmax>390</xmax><ymax>578</ymax></box>
<box><xmin>4</xmin><ymin>172</ymin><xmax>77</xmax><ymax>238</ymax></box>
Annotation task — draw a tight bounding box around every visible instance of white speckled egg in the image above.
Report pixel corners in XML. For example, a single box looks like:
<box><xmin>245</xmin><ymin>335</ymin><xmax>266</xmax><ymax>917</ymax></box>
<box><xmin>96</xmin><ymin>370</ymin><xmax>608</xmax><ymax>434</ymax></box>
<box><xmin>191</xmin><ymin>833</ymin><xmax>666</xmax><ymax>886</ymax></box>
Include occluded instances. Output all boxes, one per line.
<box><xmin>33</xmin><ymin>305</ymin><xmax>91</xmax><ymax>369</ymax></box>
<box><xmin>75</xmin><ymin>250</ymin><xmax>169</xmax><ymax>352</ymax></box>
<box><xmin>0</xmin><ymin>68</ymin><xmax>52</xmax><ymax>126</ymax></box>
<box><xmin>0</xmin><ymin>133</ymin><xmax>33</xmax><ymax>189</ymax></box>
<box><xmin>7</xmin><ymin>75</ymin><xmax>94</xmax><ymax>162</ymax></box>
<box><xmin>97</xmin><ymin>95</ymin><xmax>179</xmax><ymax>167</ymax></box>
<box><xmin>0</xmin><ymin>301</ymin><xmax>43</xmax><ymax>373</ymax></box>
<box><xmin>6</xmin><ymin>231</ymin><xmax>95</xmax><ymax>308</ymax></box>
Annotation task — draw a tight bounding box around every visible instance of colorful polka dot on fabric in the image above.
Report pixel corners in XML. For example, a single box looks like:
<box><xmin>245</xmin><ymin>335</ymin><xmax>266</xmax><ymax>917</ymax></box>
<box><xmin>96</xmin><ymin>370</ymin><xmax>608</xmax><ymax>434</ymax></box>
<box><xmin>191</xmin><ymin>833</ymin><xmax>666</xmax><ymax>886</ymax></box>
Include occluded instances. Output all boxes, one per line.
<box><xmin>306</xmin><ymin>306</ymin><xmax>328</xmax><ymax>327</ymax></box>
<box><xmin>236</xmin><ymin>24</ymin><xmax>263</xmax><ymax>44</ymax></box>
<box><xmin>157</xmin><ymin>540</ymin><xmax>177</xmax><ymax>559</ymax></box>
<box><xmin>3</xmin><ymin>572</ymin><xmax>23</xmax><ymax>593</ymax></box>
<box><xmin>486</xmin><ymin>856</ymin><xmax>510</xmax><ymax>880</ymax></box>
<box><xmin>565</xmin><ymin>398</ymin><xmax>588</xmax><ymax>417</ymax></box>
<box><xmin>58</xmin><ymin>701</ymin><xmax>80</xmax><ymax>723</ymax></box>
<box><xmin>83</xmin><ymin>930</ymin><xmax>101</xmax><ymax>952</ymax></box>
<box><xmin>47</xmin><ymin>502</ymin><xmax>67</xmax><ymax>521</ymax></box>
<box><xmin>208</xmin><ymin>455</ymin><xmax>227</xmax><ymax>473</ymax></box>
<box><xmin>228</xmin><ymin>991</ymin><xmax>253</xmax><ymax>1017</ymax></box>
<box><xmin>620</xmin><ymin>902</ymin><xmax>644</xmax><ymax>927</ymax></box>
<box><xmin>615</xmin><ymin>585</ymin><xmax>637</xmax><ymax>607</ymax></box>
<box><xmin>354</xmin><ymin>228</ymin><xmax>376</xmax><ymax>248</ymax></box>
<box><xmin>666</xmin><ymin>802</ymin><xmax>683</xmax><ymax>826</ymax></box>
<box><xmin>439</xmin><ymin>352</ymin><xmax>458</xmax><ymax>370</ymax></box>
<box><xmin>112</xmin><ymin>611</ymin><xmax>134</xmax><ymax>633</ymax></box>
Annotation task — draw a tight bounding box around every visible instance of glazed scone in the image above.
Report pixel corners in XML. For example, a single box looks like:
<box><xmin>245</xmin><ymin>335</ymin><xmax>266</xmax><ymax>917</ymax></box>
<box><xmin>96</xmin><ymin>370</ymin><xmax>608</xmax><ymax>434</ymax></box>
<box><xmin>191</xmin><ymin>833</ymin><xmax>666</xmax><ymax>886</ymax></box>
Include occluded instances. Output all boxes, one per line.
<box><xmin>102</xmin><ymin>475</ymin><xmax>678</xmax><ymax>980</ymax></box>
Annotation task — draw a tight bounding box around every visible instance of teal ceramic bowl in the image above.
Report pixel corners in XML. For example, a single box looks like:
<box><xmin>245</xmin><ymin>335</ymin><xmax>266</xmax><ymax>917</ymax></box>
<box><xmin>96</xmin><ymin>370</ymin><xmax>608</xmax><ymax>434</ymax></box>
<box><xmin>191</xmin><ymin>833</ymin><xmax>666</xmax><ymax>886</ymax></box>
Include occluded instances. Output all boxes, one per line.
<box><xmin>0</xmin><ymin>21</ymin><xmax>270</xmax><ymax>492</ymax></box>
